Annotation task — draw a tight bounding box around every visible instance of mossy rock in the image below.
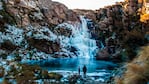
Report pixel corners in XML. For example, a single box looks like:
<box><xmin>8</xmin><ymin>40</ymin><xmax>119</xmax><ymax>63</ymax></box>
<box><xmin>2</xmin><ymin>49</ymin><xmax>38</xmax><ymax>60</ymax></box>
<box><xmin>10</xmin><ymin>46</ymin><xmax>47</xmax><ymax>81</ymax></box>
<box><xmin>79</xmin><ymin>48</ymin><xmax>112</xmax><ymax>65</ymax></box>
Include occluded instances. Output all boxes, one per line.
<box><xmin>48</xmin><ymin>72</ymin><xmax>63</xmax><ymax>80</ymax></box>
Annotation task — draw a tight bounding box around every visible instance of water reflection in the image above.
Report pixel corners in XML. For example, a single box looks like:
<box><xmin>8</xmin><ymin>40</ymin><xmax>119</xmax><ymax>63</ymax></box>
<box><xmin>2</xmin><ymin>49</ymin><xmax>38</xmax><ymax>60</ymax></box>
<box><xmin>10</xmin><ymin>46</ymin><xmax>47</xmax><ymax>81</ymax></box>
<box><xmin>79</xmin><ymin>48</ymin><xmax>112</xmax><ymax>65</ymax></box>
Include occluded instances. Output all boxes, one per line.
<box><xmin>35</xmin><ymin>58</ymin><xmax>117</xmax><ymax>73</ymax></box>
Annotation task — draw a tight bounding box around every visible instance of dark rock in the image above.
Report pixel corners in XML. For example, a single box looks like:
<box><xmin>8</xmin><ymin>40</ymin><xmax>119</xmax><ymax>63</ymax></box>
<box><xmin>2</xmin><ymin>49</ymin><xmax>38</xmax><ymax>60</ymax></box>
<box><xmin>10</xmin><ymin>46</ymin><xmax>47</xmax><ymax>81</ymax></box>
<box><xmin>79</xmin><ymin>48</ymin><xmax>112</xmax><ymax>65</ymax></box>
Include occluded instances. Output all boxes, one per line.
<box><xmin>0</xmin><ymin>40</ymin><xmax>18</xmax><ymax>51</ymax></box>
<box><xmin>54</xmin><ymin>26</ymin><xmax>72</xmax><ymax>37</ymax></box>
<box><xmin>27</xmin><ymin>38</ymin><xmax>60</xmax><ymax>54</ymax></box>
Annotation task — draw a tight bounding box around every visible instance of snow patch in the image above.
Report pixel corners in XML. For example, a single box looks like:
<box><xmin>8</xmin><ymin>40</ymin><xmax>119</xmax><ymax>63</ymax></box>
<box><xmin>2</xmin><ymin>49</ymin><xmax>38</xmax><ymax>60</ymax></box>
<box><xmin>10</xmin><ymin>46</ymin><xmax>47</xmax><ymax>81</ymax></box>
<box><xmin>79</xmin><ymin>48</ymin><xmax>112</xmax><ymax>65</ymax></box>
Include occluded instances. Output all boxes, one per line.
<box><xmin>26</xmin><ymin>26</ymin><xmax>57</xmax><ymax>41</ymax></box>
<box><xmin>0</xmin><ymin>25</ymin><xmax>24</xmax><ymax>46</ymax></box>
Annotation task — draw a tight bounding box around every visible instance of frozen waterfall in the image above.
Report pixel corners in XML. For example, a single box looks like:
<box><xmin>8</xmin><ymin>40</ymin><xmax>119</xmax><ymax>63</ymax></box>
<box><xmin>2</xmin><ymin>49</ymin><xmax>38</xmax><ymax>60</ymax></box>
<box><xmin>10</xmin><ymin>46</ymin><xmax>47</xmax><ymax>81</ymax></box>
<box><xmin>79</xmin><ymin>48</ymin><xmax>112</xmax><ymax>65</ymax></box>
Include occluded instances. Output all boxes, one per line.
<box><xmin>70</xmin><ymin>16</ymin><xmax>97</xmax><ymax>58</ymax></box>
<box><xmin>57</xmin><ymin>16</ymin><xmax>97</xmax><ymax>58</ymax></box>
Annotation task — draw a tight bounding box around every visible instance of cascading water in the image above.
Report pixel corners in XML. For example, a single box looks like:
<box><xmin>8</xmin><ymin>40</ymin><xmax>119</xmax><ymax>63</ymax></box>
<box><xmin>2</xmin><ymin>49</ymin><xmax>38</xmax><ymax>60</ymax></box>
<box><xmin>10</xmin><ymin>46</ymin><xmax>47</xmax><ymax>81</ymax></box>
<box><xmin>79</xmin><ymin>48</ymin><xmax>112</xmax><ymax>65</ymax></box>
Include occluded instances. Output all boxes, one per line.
<box><xmin>70</xmin><ymin>16</ymin><xmax>97</xmax><ymax>58</ymax></box>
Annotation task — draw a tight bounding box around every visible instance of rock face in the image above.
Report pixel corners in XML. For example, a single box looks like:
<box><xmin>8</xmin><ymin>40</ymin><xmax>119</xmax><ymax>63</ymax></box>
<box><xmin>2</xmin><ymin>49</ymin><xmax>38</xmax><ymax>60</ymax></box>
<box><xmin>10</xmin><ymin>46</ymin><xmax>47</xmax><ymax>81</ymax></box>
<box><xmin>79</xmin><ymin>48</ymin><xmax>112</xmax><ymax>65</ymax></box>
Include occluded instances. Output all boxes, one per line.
<box><xmin>0</xmin><ymin>0</ymin><xmax>80</xmax><ymax>60</ymax></box>
<box><xmin>74</xmin><ymin>0</ymin><xmax>149</xmax><ymax>61</ymax></box>
<box><xmin>0</xmin><ymin>0</ymin><xmax>149</xmax><ymax>84</ymax></box>
<box><xmin>73</xmin><ymin>9</ymin><xmax>96</xmax><ymax>21</ymax></box>
<box><xmin>0</xmin><ymin>0</ymin><xmax>149</xmax><ymax>61</ymax></box>
<box><xmin>38</xmin><ymin>0</ymin><xmax>79</xmax><ymax>25</ymax></box>
<box><xmin>94</xmin><ymin>1</ymin><xmax>149</xmax><ymax>61</ymax></box>
<box><xmin>4</xmin><ymin>0</ymin><xmax>79</xmax><ymax>27</ymax></box>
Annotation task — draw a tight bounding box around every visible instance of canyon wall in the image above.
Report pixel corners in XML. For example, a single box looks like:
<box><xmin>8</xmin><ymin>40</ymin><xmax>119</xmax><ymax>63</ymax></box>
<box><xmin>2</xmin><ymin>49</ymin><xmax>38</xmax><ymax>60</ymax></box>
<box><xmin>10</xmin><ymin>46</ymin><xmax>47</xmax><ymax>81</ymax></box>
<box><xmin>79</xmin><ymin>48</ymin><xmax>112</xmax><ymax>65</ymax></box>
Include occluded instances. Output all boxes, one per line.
<box><xmin>0</xmin><ymin>0</ymin><xmax>149</xmax><ymax>61</ymax></box>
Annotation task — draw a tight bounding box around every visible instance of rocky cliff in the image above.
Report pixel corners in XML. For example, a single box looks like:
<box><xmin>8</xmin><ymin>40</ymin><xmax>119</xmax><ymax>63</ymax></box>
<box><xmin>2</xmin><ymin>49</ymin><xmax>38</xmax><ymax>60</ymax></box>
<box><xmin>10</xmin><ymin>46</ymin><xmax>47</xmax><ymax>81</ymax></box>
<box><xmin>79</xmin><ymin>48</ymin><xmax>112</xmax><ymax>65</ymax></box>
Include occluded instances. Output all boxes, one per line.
<box><xmin>74</xmin><ymin>0</ymin><xmax>149</xmax><ymax>61</ymax></box>
<box><xmin>0</xmin><ymin>0</ymin><xmax>81</xmax><ymax>61</ymax></box>
<box><xmin>0</xmin><ymin>0</ymin><xmax>149</xmax><ymax>61</ymax></box>
<box><xmin>0</xmin><ymin>0</ymin><xmax>149</xmax><ymax>84</ymax></box>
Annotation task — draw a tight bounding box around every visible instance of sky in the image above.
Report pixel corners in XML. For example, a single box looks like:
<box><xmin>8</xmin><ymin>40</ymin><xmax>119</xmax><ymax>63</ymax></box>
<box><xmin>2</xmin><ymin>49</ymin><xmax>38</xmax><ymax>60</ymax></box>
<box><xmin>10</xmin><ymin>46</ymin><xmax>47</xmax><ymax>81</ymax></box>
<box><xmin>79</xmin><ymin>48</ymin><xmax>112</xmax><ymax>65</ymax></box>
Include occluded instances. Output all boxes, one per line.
<box><xmin>52</xmin><ymin>0</ymin><xmax>125</xmax><ymax>10</ymax></box>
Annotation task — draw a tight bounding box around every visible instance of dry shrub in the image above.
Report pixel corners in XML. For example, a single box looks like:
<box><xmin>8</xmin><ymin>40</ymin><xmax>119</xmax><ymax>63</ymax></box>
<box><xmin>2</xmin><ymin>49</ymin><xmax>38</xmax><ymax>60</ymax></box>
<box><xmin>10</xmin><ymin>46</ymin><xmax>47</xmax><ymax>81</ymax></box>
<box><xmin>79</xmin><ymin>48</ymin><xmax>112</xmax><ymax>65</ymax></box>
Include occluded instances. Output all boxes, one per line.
<box><xmin>137</xmin><ymin>46</ymin><xmax>149</xmax><ymax>61</ymax></box>
<box><xmin>126</xmin><ymin>63</ymin><xmax>145</xmax><ymax>75</ymax></box>
<box><xmin>115</xmin><ymin>45</ymin><xmax>149</xmax><ymax>84</ymax></box>
<box><xmin>115</xmin><ymin>77</ymin><xmax>123</xmax><ymax>84</ymax></box>
<box><xmin>123</xmin><ymin>74</ymin><xmax>147</xmax><ymax>84</ymax></box>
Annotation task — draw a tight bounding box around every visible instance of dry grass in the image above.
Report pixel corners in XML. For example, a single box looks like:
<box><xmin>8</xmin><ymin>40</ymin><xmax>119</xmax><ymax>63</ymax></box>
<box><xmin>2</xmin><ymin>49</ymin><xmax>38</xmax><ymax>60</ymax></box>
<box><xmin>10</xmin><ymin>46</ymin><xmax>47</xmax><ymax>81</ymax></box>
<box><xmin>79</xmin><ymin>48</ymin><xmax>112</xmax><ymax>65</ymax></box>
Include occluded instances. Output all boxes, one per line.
<box><xmin>115</xmin><ymin>45</ymin><xmax>149</xmax><ymax>84</ymax></box>
<box><xmin>115</xmin><ymin>77</ymin><xmax>123</xmax><ymax>84</ymax></box>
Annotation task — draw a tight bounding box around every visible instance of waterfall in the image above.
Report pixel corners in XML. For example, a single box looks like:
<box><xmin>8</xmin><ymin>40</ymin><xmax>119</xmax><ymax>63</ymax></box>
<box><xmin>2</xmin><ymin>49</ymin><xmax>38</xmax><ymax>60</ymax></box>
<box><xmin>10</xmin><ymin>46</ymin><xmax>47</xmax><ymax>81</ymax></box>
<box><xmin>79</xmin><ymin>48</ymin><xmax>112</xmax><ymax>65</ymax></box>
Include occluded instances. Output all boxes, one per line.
<box><xmin>70</xmin><ymin>16</ymin><xmax>97</xmax><ymax>58</ymax></box>
<box><xmin>56</xmin><ymin>16</ymin><xmax>97</xmax><ymax>58</ymax></box>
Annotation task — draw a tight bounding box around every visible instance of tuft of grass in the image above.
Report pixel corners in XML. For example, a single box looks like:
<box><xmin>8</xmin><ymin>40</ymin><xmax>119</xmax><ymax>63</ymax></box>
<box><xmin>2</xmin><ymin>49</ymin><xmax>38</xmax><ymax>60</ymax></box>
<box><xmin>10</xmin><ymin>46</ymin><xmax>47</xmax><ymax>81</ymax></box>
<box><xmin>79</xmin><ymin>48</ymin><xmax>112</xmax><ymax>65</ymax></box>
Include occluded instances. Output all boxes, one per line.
<box><xmin>115</xmin><ymin>77</ymin><xmax>123</xmax><ymax>84</ymax></box>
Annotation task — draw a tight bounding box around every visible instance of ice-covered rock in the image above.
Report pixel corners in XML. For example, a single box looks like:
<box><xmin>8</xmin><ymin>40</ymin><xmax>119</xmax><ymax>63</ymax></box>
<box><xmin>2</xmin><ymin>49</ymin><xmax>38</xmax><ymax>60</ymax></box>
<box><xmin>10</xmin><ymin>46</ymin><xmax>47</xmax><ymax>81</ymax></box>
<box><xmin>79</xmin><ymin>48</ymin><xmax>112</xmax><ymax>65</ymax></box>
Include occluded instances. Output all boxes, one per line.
<box><xmin>0</xmin><ymin>25</ymin><xmax>24</xmax><ymax>46</ymax></box>
<box><xmin>26</xmin><ymin>26</ymin><xmax>57</xmax><ymax>41</ymax></box>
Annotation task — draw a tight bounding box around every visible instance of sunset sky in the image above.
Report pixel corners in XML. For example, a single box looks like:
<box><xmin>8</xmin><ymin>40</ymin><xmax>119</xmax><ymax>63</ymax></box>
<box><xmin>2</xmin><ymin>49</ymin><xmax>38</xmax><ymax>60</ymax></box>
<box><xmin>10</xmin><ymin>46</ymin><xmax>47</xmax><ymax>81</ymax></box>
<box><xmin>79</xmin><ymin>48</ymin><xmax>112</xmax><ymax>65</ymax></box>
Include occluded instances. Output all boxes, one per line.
<box><xmin>52</xmin><ymin>0</ymin><xmax>125</xmax><ymax>10</ymax></box>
